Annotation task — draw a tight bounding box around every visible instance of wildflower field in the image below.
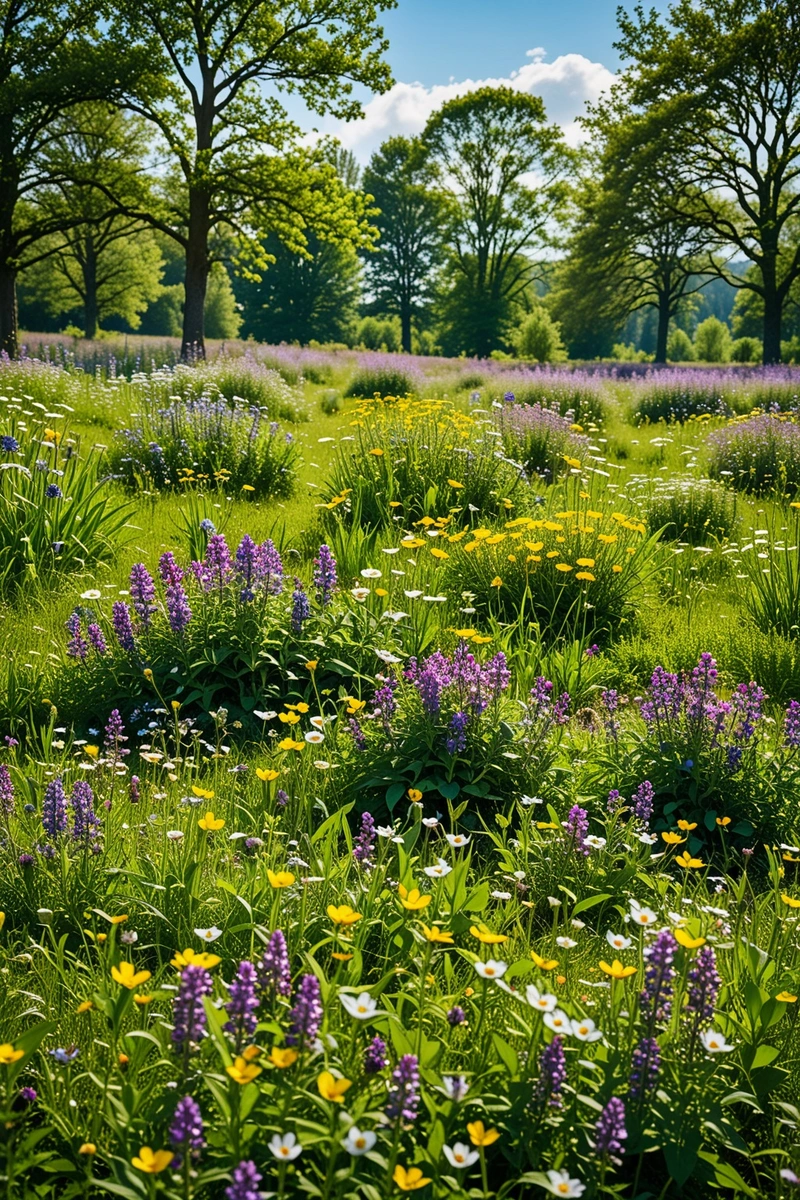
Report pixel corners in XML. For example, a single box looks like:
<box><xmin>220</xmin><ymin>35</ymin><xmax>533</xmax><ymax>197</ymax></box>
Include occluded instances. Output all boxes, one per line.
<box><xmin>3</xmin><ymin>341</ymin><xmax>800</xmax><ymax>1200</ymax></box>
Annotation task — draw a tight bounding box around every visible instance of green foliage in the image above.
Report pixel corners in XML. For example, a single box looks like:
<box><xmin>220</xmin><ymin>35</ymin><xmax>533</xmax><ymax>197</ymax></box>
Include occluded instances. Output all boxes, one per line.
<box><xmin>511</xmin><ymin>306</ymin><xmax>567</xmax><ymax>363</ymax></box>
<box><xmin>355</xmin><ymin>315</ymin><xmax>401</xmax><ymax>352</ymax></box>
<box><xmin>343</xmin><ymin>363</ymin><xmax>419</xmax><ymax>399</ymax></box>
<box><xmin>667</xmin><ymin>327</ymin><xmax>695</xmax><ymax>361</ymax></box>
<box><xmin>735</xmin><ymin>525</ymin><xmax>800</xmax><ymax>639</ymax></box>
<box><xmin>730</xmin><ymin>336</ymin><xmax>762</xmax><ymax>363</ymax></box>
<box><xmin>203</xmin><ymin>263</ymin><xmax>242</xmax><ymax>340</ymax></box>
<box><xmin>638</xmin><ymin>476</ymin><xmax>739</xmax><ymax>545</ymax></box>
<box><xmin>694</xmin><ymin>316</ymin><xmax>731</xmax><ymax>363</ymax></box>
<box><xmin>708</xmin><ymin>412</ymin><xmax>800</xmax><ymax>494</ymax></box>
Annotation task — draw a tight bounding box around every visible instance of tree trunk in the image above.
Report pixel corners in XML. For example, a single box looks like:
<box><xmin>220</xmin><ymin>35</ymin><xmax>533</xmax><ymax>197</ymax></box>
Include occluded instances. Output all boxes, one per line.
<box><xmin>655</xmin><ymin>290</ymin><xmax>670</xmax><ymax>363</ymax></box>
<box><xmin>83</xmin><ymin>232</ymin><xmax>98</xmax><ymax>340</ymax></box>
<box><xmin>762</xmin><ymin>266</ymin><xmax>782</xmax><ymax>365</ymax></box>
<box><xmin>0</xmin><ymin>258</ymin><xmax>17</xmax><ymax>359</ymax></box>
<box><xmin>400</xmin><ymin>303</ymin><xmax>412</xmax><ymax>353</ymax></box>
<box><xmin>182</xmin><ymin>185</ymin><xmax>210</xmax><ymax>360</ymax></box>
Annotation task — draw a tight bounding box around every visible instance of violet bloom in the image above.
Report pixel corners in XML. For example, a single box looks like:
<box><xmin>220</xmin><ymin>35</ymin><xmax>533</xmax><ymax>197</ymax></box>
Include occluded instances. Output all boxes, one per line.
<box><xmin>42</xmin><ymin>778</ymin><xmax>67</xmax><ymax>838</ymax></box>
<box><xmin>601</xmin><ymin>689</ymin><xmax>620</xmax><ymax>739</ymax></box>
<box><xmin>71</xmin><ymin>780</ymin><xmax>100</xmax><ymax>842</ymax></box>
<box><xmin>0</xmin><ymin>763</ymin><xmax>14</xmax><ymax>814</ymax></box>
<box><xmin>129</xmin><ymin>776</ymin><xmax>140</xmax><ymax>804</ymax></box>
<box><xmin>286</xmin><ymin>974</ymin><xmax>323</xmax><ymax>1047</ymax></box>
<box><xmin>169</xmin><ymin>1095</ymin><xmax>204</xmax><ymax>1166</ymax></box>
<box><xmin>313</xmin><ymin>544</ymin><xmax>337</xmax><ymax>607</ymax></box>
<box><xmin>159</xmin><ymin>551</ymin><xmax>184</xmax><ymax>587</ymax></box>
<box><xmin>19</xmin><ymin>1087</ymin><xmax>36</xmax><ymax>1104</ymax></box>
<box><xmin>629</xmin><ymin>1037</ymin><xmax>660</xmax><ymax>1099</ymax></box>
<box><xmin>447</xmin><ymin>1006</ymin><xmax>466</xmax><ymax>1026</ymax></box>
<box><xmin>104</xmin><ymin>709</ymin><xmax>126</xmax><ymax>752</ymax></box>
<box><xmin>224</xmin><ymin>961</ymin><xmax>259</xmax><ymax>1049</ymax></box>
<box><xmin>481</xmin><ymin>651</ymin><xmax>511</xmax><ymax>700</ymax></box>
<box><xmin>235</xmin><ymin>534</ymin><xmax>258</xmax><ymax>603</ymax></box>
<box><xmin>130</xmin><ymin>563</ymin><xmax>156</xmax><ymax>628</ymax></box>
<box><xmin>446</xmin><ymin>711</ymin><xmax>469</xmax><ymax>755</ymax></box>
<box><xmin>631</xmin><ymin>780</ymin><xmax>654</xmax><ymax>825</ymax></box>
<box><xmin>45</xmin><ymin>483</ymin><xmax>62</xmax><ymax>499</ymax></box>
<box><xmin>606</xmin><ymin>789</ymin><xmax>622</xmax><ymax>815</ymax></box>
<box><xmin>166</xmin><ymin>583</ymin><xmax>192</xmax><ymax>633</ymax></box>
<box><xmin>87</xmin><ymin>623</ymin><xmax>106</xmax><ymax>654</ymax></box>
<box><xmin>290</xmin><ymin>578</ymin><xmax>311</xmax><ymax>633</ymax></box>
<box><xmin>172</xmin><ymin>965</ymin><xmax>213</xmax><ymax>1049</ymax></box>
<box><xmin>205</xmin><ymin>534</ymin><xmax>232</xmax><ymax>590</ymax></box>
<box><xmin>686</xmin><ymin>946</ymin><xmax>720</xmax><ymax>1023</ymax></box>
<box><xmin>66</xmin><ymin>612</ymin><xmax>88</xmax><ymax>661</ymax></box>
<box><xmin>640</xmin><ymin>930</ymin><xmax>675</xmax><ymax>1029</ymax></box>
<box><xmin>565</xmin><ymin>805</ymin><xmax>589</xmax><ymax>857</ymax></box>
<box><xmin>374</xmin><ymin>675</ymin><xmax>397</xmax><ymax>730</ymax></box>
<box><xmin>595</xmin><ymin>1096</ymin><xmax>627</xmax><ymax>1157</ymax></box>
<box><xmin>112</xmin><ymin>601</ymin><xmax>136</xmax><ymax>652</ymax></box>
<box><xmin>257</xmin><ymin>539</ymin><xmax>283</xmax><ymax>595</ymax></box>
<box><xmin>353</xmin><ymin>812</ymin><xmax>376</xmax><ymax>870</ymax></box>
<box><xmin>348</xmin><ymin>718</ymin><xmax>367</xmax><ymax>751</ymax></box>
<box><xmin>226</xmin><ymin>1161</ymin><xmax>262</xmax><ymax>1200</ymax></box>
<box><xmin>536</xmin><ymin>1036</ymin><xmax>567</xmax><ymax>1108</ymax></box>
<box><xmin>385</xmin><ymin>1054</ymin><xmax>420</xmax><ymax>1123</ymax></box>
<box><xmin>258</xmin><ymin>929</ymin><xmax>291</xmax><ymax>998</ymax></box>
<box><xmin>785</xmin><ymin>700</ymin><xmax>800</xmax><ymax>749</ymax></box>
<box><xmin>364</xmin><ymin>1035</ymin><xmax>388</xmax><ymax>1075</ymax></box>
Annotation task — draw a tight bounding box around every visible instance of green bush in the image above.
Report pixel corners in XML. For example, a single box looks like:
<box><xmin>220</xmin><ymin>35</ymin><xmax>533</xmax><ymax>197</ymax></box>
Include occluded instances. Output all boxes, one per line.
<box><xmin>344</xmin><ymin>359</ymin><xmax>421</xmax><ymax>399</ymax></box>
<box><xmin>730</xmin><ymin>336</ymin><xmax>762</xmax><ymax>363</ymax></box>
<box><xmin>693</xmin><ymin>316</ymin><xmax>731</xmax><ymax>362</ymax></box>
<box><xmin>708</xmin><ymin>412</ymin><xmax>800</xmax><ymax>494</ymax></box>
<box><xmin>356</xmin><ymin>315</ymin><xmax>401</xmax><ymax>352</ymax></box>
<box><xmin>639</xmin><ymin>476</ymin><xmax>738</xmax><ymax>544</ymax></box>
<box><xmin>667</xmin><ymin>328</ymin><xmax>695</xmax><ymax>361</ymax></box>
<box><xmin>512</xmin><ymin>307</ymin><xmax>567</xmax><ymax>363</ymax></box>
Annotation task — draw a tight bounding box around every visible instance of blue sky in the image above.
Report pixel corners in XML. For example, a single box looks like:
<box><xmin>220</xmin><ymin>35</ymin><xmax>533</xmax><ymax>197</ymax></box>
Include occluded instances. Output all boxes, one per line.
<box><xmin>320</xmin><ymin>0</ymin><xmax>671</xmax><ymax>160</ymax></box>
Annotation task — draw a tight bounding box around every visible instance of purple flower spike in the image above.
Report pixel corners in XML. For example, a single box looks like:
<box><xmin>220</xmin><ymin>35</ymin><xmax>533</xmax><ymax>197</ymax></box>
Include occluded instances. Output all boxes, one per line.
<box><xmin>595</xmin><ymin>1096</ymin><xmax>627</xmax><ymax>1156</ymax></box>
<box><xmin>385</xmin><ymin>1054</ymin><xmax>420</xmax><ymax>1123</ymax></box>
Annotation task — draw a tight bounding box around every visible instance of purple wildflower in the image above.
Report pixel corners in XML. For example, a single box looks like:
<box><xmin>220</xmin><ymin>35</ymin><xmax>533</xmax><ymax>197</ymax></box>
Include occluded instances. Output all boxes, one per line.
<box><xmin>18</xmin><ymin>1087</ymin><xmax>36</xmax><ymax>1104</ymax></box>
<box><xmin>276</xmin><ymin>788</ymin><xmax>289</xmax><ymax>808</ymax></box>
<box><xmin>71</xmin><ymin>780</ymin><xmax>100</xmax><ymax>842</ymax></box>
<box><xmin>446</xmin><ymin>710</ymin><xmax>469</xmax><ymax>755</ymax></box>
<box><xmin>385</xmin><ymin>1054</ymin><xmax>420</xmax><ymax>1123</ymax></box>
<box><xmin>258</xmin><ymin>930</ymin><xmax>291</xmax><ymax>998</ymax></box>
<box><xmin>640</xmin><ymin>929</ymin><xmax>676</xmax><ymax>1029</ymax></box>
<box><xmin>374</xmin><ymin>675</ymin><xmax>397</xmax><ymax>730</ymax></box>
<box><xmin>565</xmin><ymin>804</ymin><xmax>589</xmax><ymax>857</ymax></box>
<box><xmin>18</xmin><ymin>853</ymin><xmax>34</xmax><ymax>869</ymax></box>
<box><xmin>595</xmin><ymin>1096</ymin><xmax>627</xmax><ymax>1157</ymax></box>
<box><xmin>130</xmin><ymin>563</ymin><xmax>156</xmax><ymax>628</ymax></box>
<box><xmin>632</xmin><ymin>780</ymin><xmax>654</xmax><ymax>825</ymax></box>
<box><xmin>169</xmin><ymin>1095</ymin><xmax>204</xmax><ymax>1164</ymax></box>
<box><xmin>159</xmin><ymin>552</ymin><xmax>184</xmax><ymax>587</ymax></box>
<box><xmin>606</xmin><ymin>789</ymin><xmax>622</xmax><ymax>814</ymax></box>
<box><xmin>353</xmin><ymin>812</ymin><xmax>376</xmax><ymax>870</ymax></box>
<box><xmin>112</xmin><ymin>602</ymin><xmax>136</xmax><ymax>652</ymax></box>
<box><xmin>447</xmin><ymin>1006</ymin><xmax>466</xmax><ymax>1026</ymax></box>
<box><xmin>87</xmin><ymin>623</ymin><xmax>106</xmax><ymax>654</ymax></box>
<box><xmin>104</xmin><ymin>709</ymin><xmax>126</xmax><ymax>752</ymax></box>
<box><xmin>205</xmin><ymin>534</ymin><xmax>232</xmax><ymax>590</ymax></box>
<box><xmin>42</xmin><ymin>778</ymin><xmax>67</xmax><ymax>838</ymax></box>
<box><xmin>629</xmin><ymin>1036</ymin><xmax>660</xmax><ymax>1099</ymax></box>
<box><xmin>66</xmin><ymin>612</ymin><xmax>88</xmax><ymax>660</ymax></box>
<box><xmin>235</xmin><ymin>535</ymin><xmax>258</xmax><ymax>603</ymax></box>
<box><xmin>0</xmin><ymin>764</ymin><xmax>14</xmax><ymax>814</ymax></box>
<box><xmin>785</xmin><ymin>700</ymin><xmax>800</xmax><ymax>749</ymax></box>
<box><xmin>290</xmin><ymin>578</ymin><xmax>311</xmax><ymax>632</ymax></box>
<box><xmin>45</xmin><ymin>483</ymin><xmax>62</xmax><ymax>499</ymax></box>
<box><xmin>226</xmin><ymin>1161</ymin><xmax>262</xmax><ymax>1200</ymax></box>
<box><xmin>129</xmin><ymin>776</ymin><xmax>140</xmax><ymax>804</ymax></box>
<box><xmin>348</xmin><ymin>717</ymin><xmax>367</xmax><ymax>750</ymax></box>
<box><xmin>166</xmin><ymin>583</ymin><xmax>192</xmax><ymax>633</ymax></box>
<box><xmin>286</xmin><ymin>974</ymin><xmax>323</xmax><ymax>1048</ymax></box>
<box><xmin>536</xmin><ymin>1036</ymin><xmax>567</xmax><ymax>1108</ymax></box>
<box><xmin>686</xmin><ymin>946</ymin><xmax>720</xmax><ymax>1023</ymax></box>
<box><xmin>364</xmin><ymin>1035</ymin><xmax>388</xmax><ymax>1074</ymax></box>
<box><xmin>172</xmin><ymin>965</ymin><xmax>213</xmax><ymax>1049</ymax></box>
<box><xmin>313</xmin><ymin>544</ymin><xmax>337</xmax><ymax>606</ymax></box>
<box><xmin>481</xmin><ymin>651</ymin><xmax>511</xmax><ymax>699</ymax></box>
<box><xmin>601</xmin><ymin>689</ymin><xmax>621</xmax><ymax>739</ymax></box>
<box><xmin>256</xmin><ymin>539</ymin><xmax>283</xmax><ymax>595</ymax></box>
<box><xmin>224</xmin><ymin>961</ymin><xmax>259</xmax><ymax>1049</ymax></box>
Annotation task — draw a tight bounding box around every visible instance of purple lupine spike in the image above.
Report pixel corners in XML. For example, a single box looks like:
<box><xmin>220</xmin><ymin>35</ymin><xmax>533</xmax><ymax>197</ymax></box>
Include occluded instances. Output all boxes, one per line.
<box><xmin>129</xmin><ymin>775</ymin><xmax>140</xmax><ymax>804</ymax></box>
<box><xmin>385</xmin><ymin>1054</ymin><xmax>420</xmax><ymax>1123</ymax></box>
<box><xmin>348</xmin><ymin>717</ymin><xmax>367</xmax><ymax>750</ymax></box>
<box><xmin>71</xmin><ymin>780</ymin><xmax>100</xmax><ymax>842</ymax></box>
<box><xmin>481</xmin><ymin>651</ymin><xmax>511</xmax><ymax>699</ymax></box>
<box><xmin>235</xmin><ymin>535</ymin><xmax>258</xmax><ymax>603</ymax></box>
<box><xmin>446</xmin><ymin>711</ymin><xmax>469</xmax><ymax>755</ymax></box>
<box><xmin>104</xmin><ymin>709</ymin><xmax>126</xmax><ymax>750</ymax></box>
<box><xmin>374</xmin><ymin>675</ymin><xmax>397</xmax><ymax>730</ymax></box>
<box><xmin>159</xmin><ymin>551</ymin><xmax>184</xmax><ymax>587</ymax></box>
<box><xmin>0</xmin><ymin>763</ymin><xmax>13</xmax><ymax>814</ymax></box>
<box><xmin>607</xmin><ymin>789</ymin><xmax>622</xmax><ymax>814</ymax></box>
<box><xmin>686</xmin><ymin>946</ymin><xmax>720</xmax><ymax>1022</ymax></box>
<box><xmin>629</xmin><ymin>1036</ymin><xmax>660</xmax><ymax>1098</ymax></box>
<box><xmin>565</xmin><ymin>804</ymin><xmax>589</xmax><ymax>856</ymax></box>
<box><xmin>225</xmin><ymin>1161</ymin><xmax>262</xmax><ymax>1200</ymax></box>
<box><xmin>205</xmin><ymin>534</ymin><xmax>232</xmax><ymax>590</ymax></box>
<box><xmin>172</xmin><ymin>965</ymin><xmax>213</xmax><ymax>1049</ymax></box>
<box><xmin>353</xmin><ymin>812</ymin><xmax>376</xmax><ymax>870</ymax></box>
<box><xmin>130</xmin><ymin>563</ymin><xmax>156</xmax><ymax>628</ymax></box>
<box><xmin>595</xmin><ymin>1096</ymin><xmax>627</xmax><ymax>1156</ymax></box>
<box><xmin>42</xmin><ymin>778</ymin><xmax>67</xmax><ymax>838</ymax></box>
<box><xmin>258</xmin><ymin>930</ymin><xmax>291</xmax><ymax>998</ymax></box>
<box><xmin>631</xmin><ymin>780</ymin><xmax>654</xmax><ymax>825</ymax></box>
<box><xmin>87</xmin><ymin>623</ymin><xmax>106</xmax><ymax>654</ymax></box>
<box><xmin>66</xmin><ymin>612</ymin><xmax>88</xmax><ymax>660</ymax></box>
<box><xmin>601</xmin><ymin>689</ymin><xmax>620</xmax><ymax>739</ymax></box>
<box><xmin>536</xmin><ymin>1036</ymin><xmax>567</xmax><ymax>1108</ymax></box>
<box><xmin>286</xmin><ymin>974</ymin><xmax>323</xmax><ymax>1048</ymax></box>
<box><xmin>224</xmin><ymin>961</ymin><xmax>259</xmax><ymax>1048</ymax></box>
<box><xmin>785</xmin><ymin>700</ymin><xmax>800</xmax><ymax>748</ymax></box>
<box><xmin>447</xmin><ymin>1006</ymin><xmax>466</xmax><ymax>1026</ymax></box>
<box><xmin>169</xmin><ymin>1095</ymin><xmax>204</xmax><ymax>1166</ymax></box>
<box><xmin>166</xmin><ymin>583</ymin><xmax>192</xmax><ymax>633</ymax></box>
<box><xmin>364</xmin><ymin>1034</ymin><xmax>388</xmax><ymax>1074</ymax></box>
<box><xmin>640</xmin><ymin>929</ymin><xmax>676</xmax><ymax>1029</ymax></box>
<box><xmin>112</xmin><ymin>601</ymin><xmax>136</xmax><ymax>652</ymax></box>
<box><xmin>256</xmin><ymin>539</ymin><xmax>283</xmax><ymax>595</ymax></box>
<box><xmin>290</xmin><ymin>578</ymin><xmax>310</xmax><ymax>632</ymax></box>
<box><xmin>313</xmin><ymin>544</ymin><xmax>337</xmax><ymax>607</ymax></box>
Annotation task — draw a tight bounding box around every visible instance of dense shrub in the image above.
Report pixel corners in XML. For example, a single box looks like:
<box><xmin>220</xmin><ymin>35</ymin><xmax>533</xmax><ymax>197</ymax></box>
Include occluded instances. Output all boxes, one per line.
<box><xmin>666</xmin><ymin>328</ymin><xmax>695</xmax><ymax>362</ymax></box>
<box><xmin>637</xmin><ymin>476</ymin><xmax>738</xmax><ymax>544</ymax></box>
<box><xmin>107</xmin><ymin>398</ymin><xmax>300</xmax><ymax>496</ymax></box>
<box><xmin>489</xmin><ymin>369</ymin><xmax>608</xmax><ymax>423</ymax></box>
<box><xmin>496</xmin><ymin>401</ymin><xmax>589</xmax><ymax>482</ymax></box>
<box><xmin>730</xmin><ymin>336</ymin><xmax>762</xmax><ymax>363</ymax></box>
<box><xmin>708</xmin><ymin>411</ymin><xmax>800</xmax><ymax>494</ymax></box>
<box><xmin>344</xmin><ymin>357</ymin><xmax>422</xmax><ymax>399</ymax></box>
<box><xmin>512</xmin><ymin>307</ymin><xmax>567</xmax><ymax>363</ymax></box>
<box><xmin>694</xmin><ymin>316</ymin><xmax>732</xmax><ymax>362</ymax></box>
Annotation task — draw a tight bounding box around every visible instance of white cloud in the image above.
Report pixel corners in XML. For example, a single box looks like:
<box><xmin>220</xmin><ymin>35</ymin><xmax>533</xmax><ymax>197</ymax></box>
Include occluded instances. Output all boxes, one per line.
<box><xmin>322</xmin><ymin>49</ymin><xmax>616</xmax><ymax>162</ymax></box>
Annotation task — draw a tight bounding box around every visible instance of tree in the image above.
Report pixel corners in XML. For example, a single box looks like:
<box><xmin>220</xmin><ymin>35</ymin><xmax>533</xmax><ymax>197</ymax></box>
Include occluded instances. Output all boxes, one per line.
<box><xmin>694</xmin><ymin>315</ymin><xmax>731</xmax><ymax>362</ymax></box>
<box><xmin>22</xmin><ymin>107</ymin><xmax>163</xmax><ymax>337</ymax></box>
<box><xmin>512</xmin><ymin>306</ymin><xmax>566</xmax><ymax>363</ymax></box>
<box><xmin>112</xmin><ymin>0</ymin><xmax>395</xmax><ymax>359</ymax></box>
<box><xmin>236</xmin><ymin>232</ymin><xmax>360</xmax><ymax>344</ymax></box>
<box><xmin>616</xmin><ymin>0</ymin><xmax>800</xmax><ymax>364</ymax></box>
<box><xmin>361</xmin><ymin>137</ymin><xmax>448</xmax><ymax>352</ymax></box>
<box><xmin>422</xmin><ymin>87</ymin><xmax>572</xmax><ymax>358</ymax></box>
<box><xmin>0</xmin><ymin>0</ymin><xmax>145</xmax><ymax>356</ymax></box>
